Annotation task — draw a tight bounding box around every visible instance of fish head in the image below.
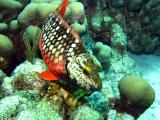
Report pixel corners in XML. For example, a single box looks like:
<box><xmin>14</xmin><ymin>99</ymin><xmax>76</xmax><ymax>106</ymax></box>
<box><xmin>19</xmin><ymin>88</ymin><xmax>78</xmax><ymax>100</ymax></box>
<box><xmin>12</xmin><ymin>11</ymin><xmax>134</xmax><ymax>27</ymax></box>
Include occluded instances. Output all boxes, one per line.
<box><xmin>67</xmin><ymin>53</ymin><xmax>102</xmax><ymax>91</ymax></box>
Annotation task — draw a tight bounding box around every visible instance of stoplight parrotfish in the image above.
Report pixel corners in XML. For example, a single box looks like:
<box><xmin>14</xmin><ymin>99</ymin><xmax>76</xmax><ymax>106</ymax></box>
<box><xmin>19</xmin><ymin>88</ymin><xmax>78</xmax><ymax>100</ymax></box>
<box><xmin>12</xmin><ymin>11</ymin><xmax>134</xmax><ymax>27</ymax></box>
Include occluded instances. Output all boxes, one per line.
<box><xmin>39</xmin><ymin>0</ymin><xmax>102</xmax><ymax>91</ymax></box>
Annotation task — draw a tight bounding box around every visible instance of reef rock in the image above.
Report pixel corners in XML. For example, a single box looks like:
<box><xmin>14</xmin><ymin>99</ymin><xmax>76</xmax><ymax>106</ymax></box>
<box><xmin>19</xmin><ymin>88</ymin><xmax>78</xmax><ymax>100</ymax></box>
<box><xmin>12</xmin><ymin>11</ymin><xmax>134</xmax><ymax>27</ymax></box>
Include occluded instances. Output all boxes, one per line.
<box><xmin>1</xmin><ymin>59</ymin><xmax>47</xmax><ymax>96</ymax></box>
<box><xmin>70</xmin><ymin>105</ymin><xmax>104</xmax><ymax>120</ymax></box>
<box><xmin>16</xmin><ymin>98</ymin><xmax>64</xmax><ymax>120</ymax></box>
<box><xmin>0</xmin><ymin>95</ymin><xmax>35</xmax><ymax>120</ymax></box>
<box><xmin>108</xmin><ymin>110</ymin><xmax>135</xmax><ymax>120</ymax></box>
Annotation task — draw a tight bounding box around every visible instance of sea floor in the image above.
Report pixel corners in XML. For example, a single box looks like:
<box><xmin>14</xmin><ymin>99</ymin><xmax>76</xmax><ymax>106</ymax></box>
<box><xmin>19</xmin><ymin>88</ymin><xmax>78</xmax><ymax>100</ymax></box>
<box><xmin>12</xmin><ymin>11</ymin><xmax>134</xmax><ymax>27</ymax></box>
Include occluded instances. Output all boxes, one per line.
<box><xmin>129</xmin><ymin>53</ymin><xmax>160</xmax><ymax>81</ymax></box>
<box><xmin>129</xmin><ymin>53</ymin><xmax>160</xmax><ymax>120</ymax></box>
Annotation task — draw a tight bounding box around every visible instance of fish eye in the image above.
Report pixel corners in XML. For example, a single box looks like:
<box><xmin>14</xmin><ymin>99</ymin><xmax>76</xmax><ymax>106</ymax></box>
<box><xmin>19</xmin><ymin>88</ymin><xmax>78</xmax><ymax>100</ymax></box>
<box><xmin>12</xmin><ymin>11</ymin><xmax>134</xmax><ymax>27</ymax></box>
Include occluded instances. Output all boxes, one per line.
<box><xmin>79</xmin><ymin>62</ymin><xmax>92</xmax><ymax>75</ymax></box>
<box><xmin>82</xmin><ymin>66</ymin><xmax>92</xmax><ymax>75</ymax></box>
<box><xmin>83</xmin><ymin>68</ymin><xmax>90</xmax><ymax>75</ymax></box>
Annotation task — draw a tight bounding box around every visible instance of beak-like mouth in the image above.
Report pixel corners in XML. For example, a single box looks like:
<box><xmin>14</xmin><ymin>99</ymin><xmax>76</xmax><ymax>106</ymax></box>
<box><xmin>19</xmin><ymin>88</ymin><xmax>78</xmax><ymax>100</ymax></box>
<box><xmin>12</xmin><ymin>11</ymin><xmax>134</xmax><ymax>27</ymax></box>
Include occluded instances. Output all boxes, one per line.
<box><xmin>89</xmin><ymin>81</ymin><xmax>102</xmax><ymax>91</ymax></box>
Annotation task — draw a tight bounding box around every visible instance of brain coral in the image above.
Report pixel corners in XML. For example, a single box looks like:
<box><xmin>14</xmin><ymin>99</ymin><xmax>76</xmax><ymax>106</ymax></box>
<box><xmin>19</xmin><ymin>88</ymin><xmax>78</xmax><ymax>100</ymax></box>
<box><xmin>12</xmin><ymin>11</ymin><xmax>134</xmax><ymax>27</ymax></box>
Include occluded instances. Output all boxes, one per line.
<box><xmin>118</xmin><ymin>75</ymin><xmax>155</xmax><ymax>113</ymax></box>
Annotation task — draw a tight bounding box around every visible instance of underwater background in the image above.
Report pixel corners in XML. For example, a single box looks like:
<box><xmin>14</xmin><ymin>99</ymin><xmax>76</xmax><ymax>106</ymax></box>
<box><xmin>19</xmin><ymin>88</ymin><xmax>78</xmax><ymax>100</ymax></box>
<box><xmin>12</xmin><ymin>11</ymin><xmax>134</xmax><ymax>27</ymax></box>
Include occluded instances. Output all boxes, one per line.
<box><xmin>0</xmin><ymin>0</ymin><xmax>160</xmax><ymax>120</ymax></box>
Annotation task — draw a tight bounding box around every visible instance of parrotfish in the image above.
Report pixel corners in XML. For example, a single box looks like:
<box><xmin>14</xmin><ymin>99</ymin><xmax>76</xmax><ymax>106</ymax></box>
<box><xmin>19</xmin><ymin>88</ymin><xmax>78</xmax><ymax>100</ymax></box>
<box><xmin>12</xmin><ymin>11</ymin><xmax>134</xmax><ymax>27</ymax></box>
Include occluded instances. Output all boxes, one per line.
<box><xmin>39</xmin><ymin>0</ymin><xmax>102</xmax><ymax>90</ymax></box>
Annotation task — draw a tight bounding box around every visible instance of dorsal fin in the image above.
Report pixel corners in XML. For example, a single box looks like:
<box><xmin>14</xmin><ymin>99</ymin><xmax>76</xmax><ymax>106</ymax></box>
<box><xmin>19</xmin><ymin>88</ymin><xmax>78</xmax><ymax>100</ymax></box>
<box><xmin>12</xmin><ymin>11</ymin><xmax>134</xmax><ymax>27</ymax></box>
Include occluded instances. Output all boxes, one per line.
<box><xmin>57</xmin><ymin>0</ymin><xmax>68</xmax><ymax>17</ymax></box>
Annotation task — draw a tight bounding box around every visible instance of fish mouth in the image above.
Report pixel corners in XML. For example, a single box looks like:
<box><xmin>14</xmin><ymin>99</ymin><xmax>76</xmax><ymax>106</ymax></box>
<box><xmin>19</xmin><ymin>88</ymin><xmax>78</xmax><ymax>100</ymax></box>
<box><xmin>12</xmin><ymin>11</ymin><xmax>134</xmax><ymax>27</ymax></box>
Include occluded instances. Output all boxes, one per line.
<box><xmin>89</xmin><ymin>81</ymin><xmax>102</xmax><ymax>91</ymax></box>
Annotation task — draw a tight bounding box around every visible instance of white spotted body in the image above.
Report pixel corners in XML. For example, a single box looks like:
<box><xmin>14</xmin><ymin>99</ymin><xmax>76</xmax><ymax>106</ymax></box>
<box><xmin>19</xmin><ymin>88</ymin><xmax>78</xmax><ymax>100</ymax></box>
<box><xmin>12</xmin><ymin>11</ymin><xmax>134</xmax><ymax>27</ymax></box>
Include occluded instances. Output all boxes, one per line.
<box><xmin>39</xmin><ymin>12</ymin><xmax>102</xmax><ymax>91</ymax></box>
<box><xmin>40</xmin><ymin>12</ymin><xmax>85</xmax><ymax>65</ymax></box>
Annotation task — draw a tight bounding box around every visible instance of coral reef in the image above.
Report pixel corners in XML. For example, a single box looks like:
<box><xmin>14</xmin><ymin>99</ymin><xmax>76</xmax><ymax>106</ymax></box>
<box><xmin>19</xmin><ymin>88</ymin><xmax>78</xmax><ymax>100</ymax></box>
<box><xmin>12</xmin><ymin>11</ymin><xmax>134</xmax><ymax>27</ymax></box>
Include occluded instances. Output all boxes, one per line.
<box><xmin>111</xmin><ymin>24</ymin><xmax>127</xmax><ymax>51</ymax></box>
<box><xmin>46</xmin><ymin>82</ymin><xmax>82</xmax><ymax>111</ymax></box>
<box><xmin>0</xmin><ymin>69</ymin><xmax>6</xmax><ymax>98</ymax></box>
<box><xmin>0</xmin><ymin>34</ymin><xmax>14</xmax><ymax>72</ymax></box>
<box><xmin>0</xmin><ymin>0</ymin><xmax>87</xmax><ymax>73</ymax></box>
<box><xmin>68</xmin><ymin>2</ymin><xmax>87</xmax><ymax>34</ymax></box>
<box><xmin>23</xmin><ymin>25</ymin><xmax>41</xmax><ymax>62</ymax></box>
<box><xmin>0</xmin><ymin>0</ymin><xmax>159</xmax><ymax>120</ymax></box>
<box><xmin>0</xmin><ymin>59</ymin><xmax>64</xmax><ymax>119</ymax></box>
<box><xmin>93</xmin><ymin>42</ymin><xmax>112</xmax><ymax>69</ymax></box>
<box><xmin>70</xmin><ymin>105</ymin><xmax>104</xmax><ymax>120</ymax></box>
<box><xmin>17</xmin><ymin>1</ymin><xmax>61</xmax><ymax>27</ymax></box>
<box><xmin>1</xmin><ymin>59</ymin><xmax>47</xmax><ymax>97</ymax></box>
<box><xmin>0</xmin><ymin>34</ymin><xmax>13</xmax><ymax>57</ymax></box>
<box><xmin>108</xmin><ymin>110</ymin><xmax>135</xmax><ymax>120</ymax></box>
<box><xmin>85</xmin><ymin>91</ymin><xmax>109</xmax><ymax>116</ymax></box>
<box><xmin>17</xmin><ymin>0</ymin><xmax>87</xmax><ymax>34</ymax></box>
<box><xmin>104</xmin><ymin>24</ymin><xmax>142</xmax><ymax>96</ymax></box>
<box><xmin>16</xmin><ymin>98</ymin><xmax>64</xmax><ymax>120</ymax></box>
<box><xmin>0</xmin><ymin>23</ymin><xmax>8</xmax><ymax>32</ymax></box>
<box><xmin>0</xmin><ymin>0</ymin><xmax>23</xmax><ymax>10</ymax></box>
<box><xmin>0</xmin><ymin>69</ymin><xmax>6</xmax><ymax>84</ymax></box>
<box><xmin>0</xmin><ymin>94</ymin><xmax>36</xmax><ymax>120</ymax></box>
<box><xmin>9</xmin><ymin>20</ymin><xmax>19</xmax><ymax>31</ymax></box>
<box><xmin>81</xmin><ymin>0</ymin><xmax>160</xmax><ymax>54</ymax></box>
<box><xmin>90</xmin><ymin>8</ymin><xmax>113</xmax><ymax>44</ymax></box>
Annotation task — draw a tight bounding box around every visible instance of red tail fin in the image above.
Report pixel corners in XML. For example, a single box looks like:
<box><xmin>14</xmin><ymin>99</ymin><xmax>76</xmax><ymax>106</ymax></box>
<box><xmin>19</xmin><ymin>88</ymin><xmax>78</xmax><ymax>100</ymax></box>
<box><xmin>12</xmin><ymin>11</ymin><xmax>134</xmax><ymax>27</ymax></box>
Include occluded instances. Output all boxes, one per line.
<box><xmin>60</xmin><ymin>0</ymin><xmax>68</xmax><ymax>17</ymax></box>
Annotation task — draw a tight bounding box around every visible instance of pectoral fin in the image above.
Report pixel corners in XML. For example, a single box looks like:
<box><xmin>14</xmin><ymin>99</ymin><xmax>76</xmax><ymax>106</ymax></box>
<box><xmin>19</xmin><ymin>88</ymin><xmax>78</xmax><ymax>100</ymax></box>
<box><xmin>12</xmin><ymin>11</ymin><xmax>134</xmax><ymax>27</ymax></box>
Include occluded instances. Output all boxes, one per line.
<box><xmin>39</xmin><ymin>70</ymin><xmax>60</xmax><ymax>81</ymax></box>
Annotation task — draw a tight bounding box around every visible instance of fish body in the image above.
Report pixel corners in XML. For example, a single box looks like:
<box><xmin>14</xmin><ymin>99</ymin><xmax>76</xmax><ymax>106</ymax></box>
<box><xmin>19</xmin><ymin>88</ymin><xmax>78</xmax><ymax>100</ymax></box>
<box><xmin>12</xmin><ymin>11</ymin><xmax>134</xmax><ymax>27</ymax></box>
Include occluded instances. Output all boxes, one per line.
<box><xmin>39</xmin><ymin>0</ymin><xmax>102</xmax><ymax>91</ymax></box>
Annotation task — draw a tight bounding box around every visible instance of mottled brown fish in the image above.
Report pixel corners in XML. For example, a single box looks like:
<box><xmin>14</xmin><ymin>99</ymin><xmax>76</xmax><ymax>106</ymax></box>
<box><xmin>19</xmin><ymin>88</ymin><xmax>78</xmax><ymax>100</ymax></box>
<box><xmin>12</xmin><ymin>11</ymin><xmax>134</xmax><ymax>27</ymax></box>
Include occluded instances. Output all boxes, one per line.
<box><xmin>39</xmin><ymin>0</ymin><xmax>102</xmax><ymax>91</ymax></box>
<box><xmin>46</xmin><ymin>82</ymin><xmax>82</xmax><ymax>111</ymax></box>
